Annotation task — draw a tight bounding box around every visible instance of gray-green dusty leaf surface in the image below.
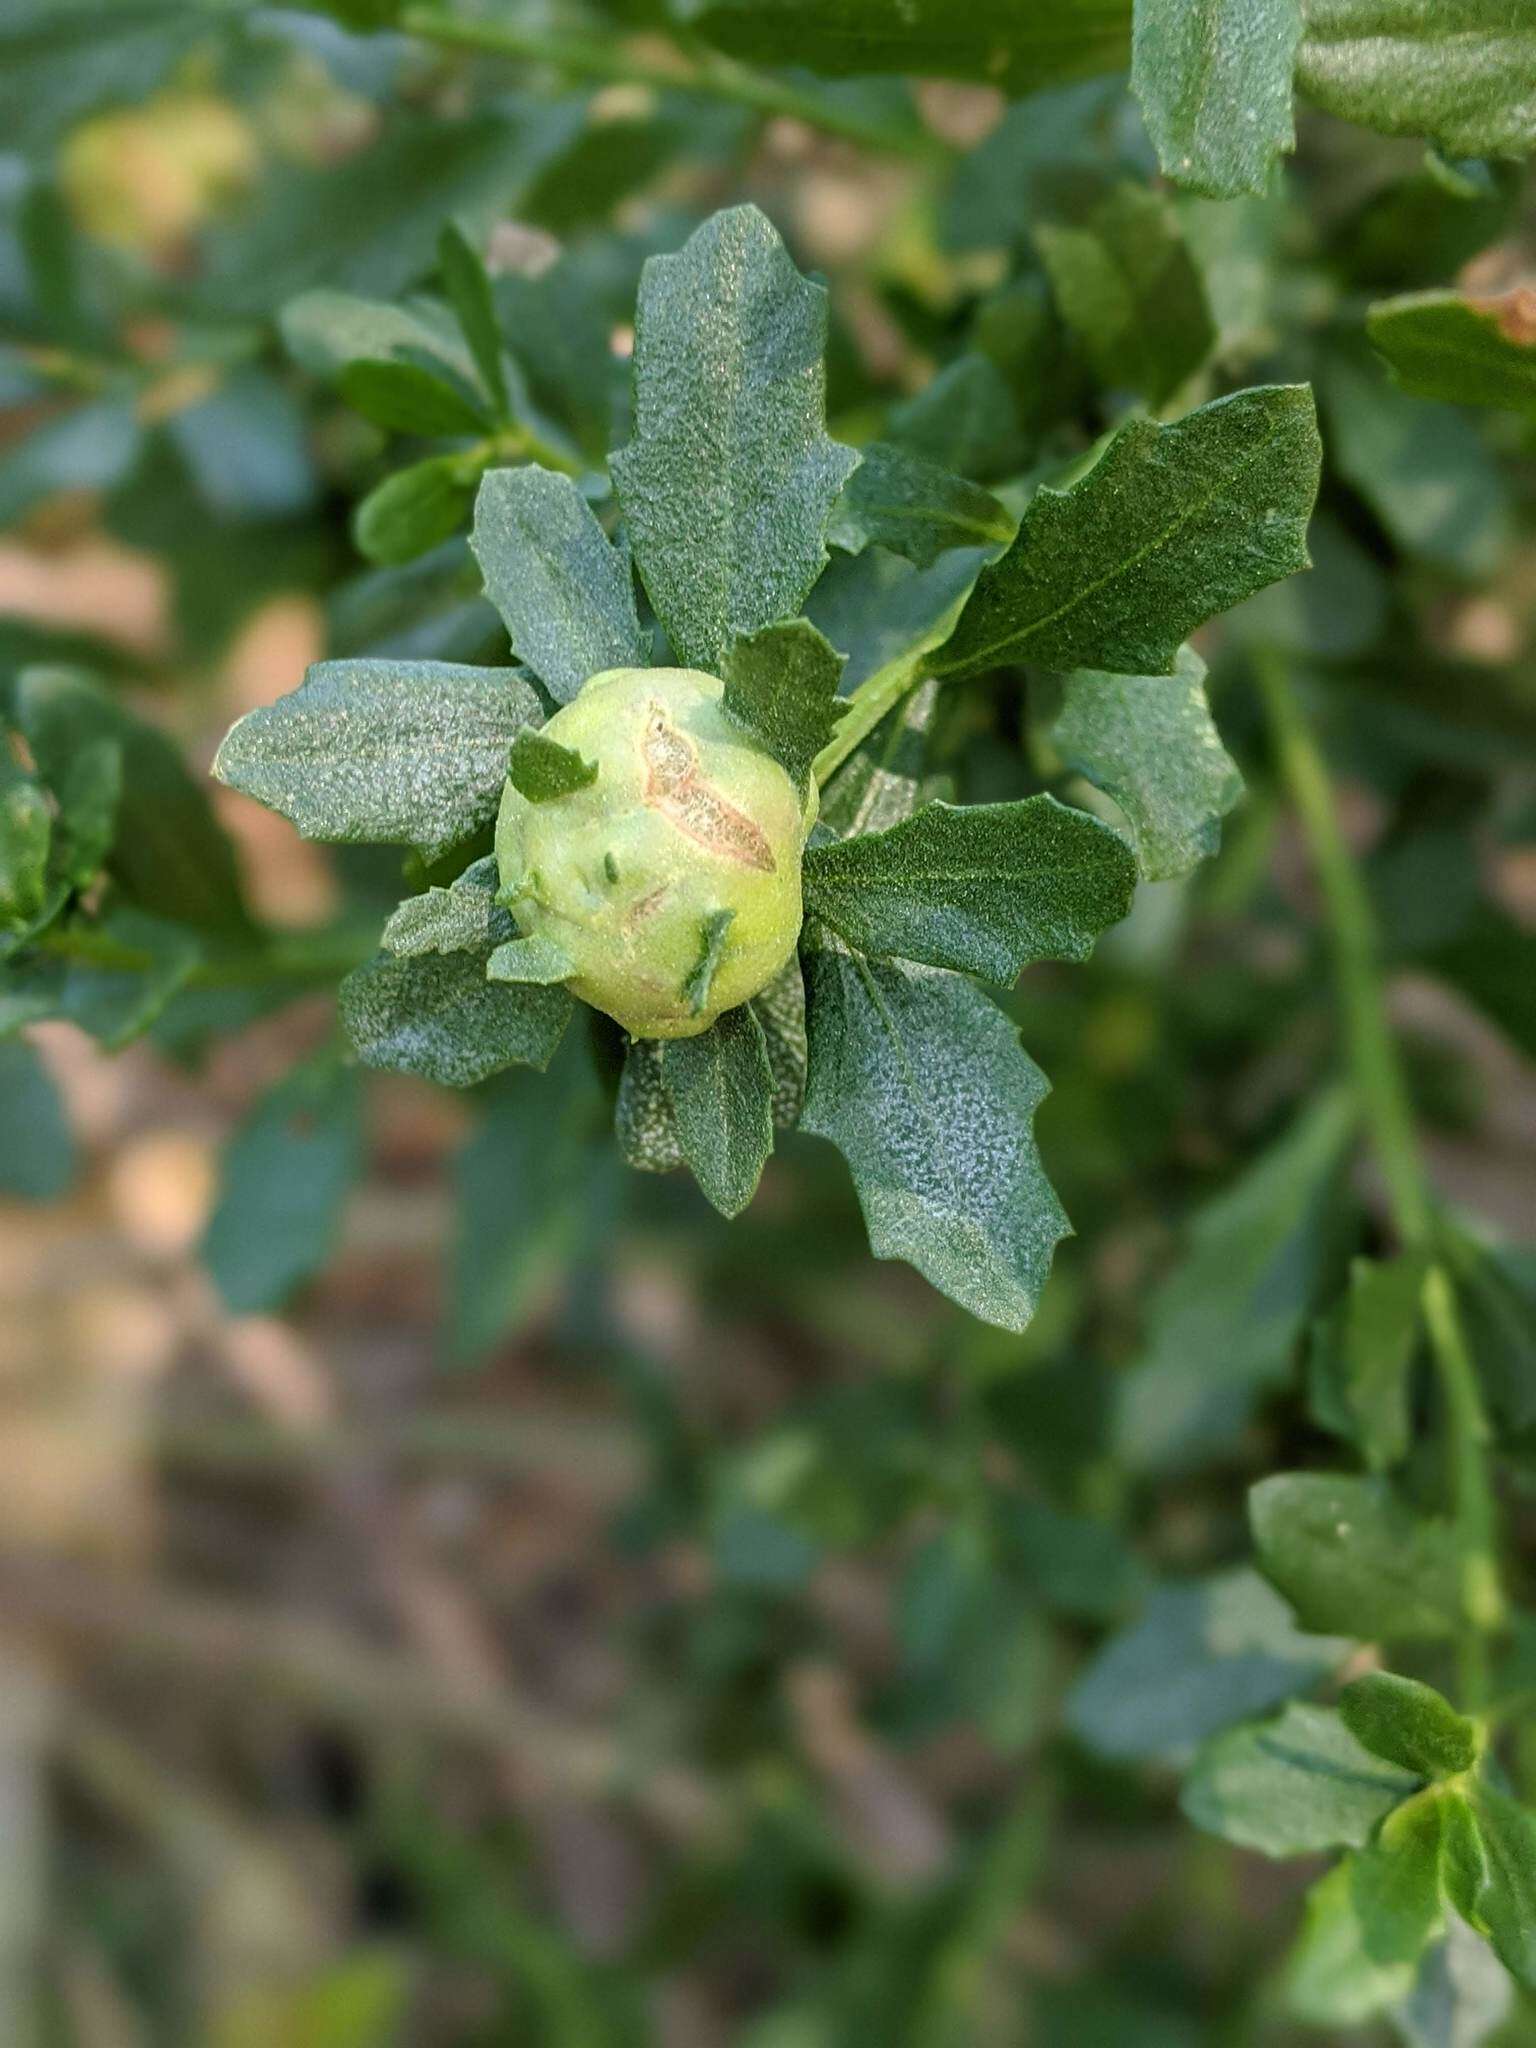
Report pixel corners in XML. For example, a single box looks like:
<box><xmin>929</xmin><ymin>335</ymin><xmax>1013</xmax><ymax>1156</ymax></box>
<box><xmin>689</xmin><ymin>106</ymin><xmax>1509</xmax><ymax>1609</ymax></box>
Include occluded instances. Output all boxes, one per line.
<box><xmin>202</xmin><ymin>1058</ymin><xmax>364</xmax><ymax>1316</ymax></box>
<box><xmin>1046</xmin><ymin>646</ymin><xmax>1243</xmax><ymax>880</ymax></box>
<box><xmin>486</xmin><ymin>934</ymin><xmax>576</xmax><ymax>985</ymax></box>
<box><xmin>1182</xmin><ymin>1701</ymin><xmax>1420</xmax><ymax>1856</ymax></box>
<box><xmin>803</xmin><ymin>796</ymin><xmax>1136</xmax><ymax>983</ymax></box>
<box><xmin>658</xmin><ymin>1005</ymin><xmax>775</xmax><ymax>1217</ymax></box>
<box><xmin>1066</xmin><ymin>1567</ymin><xmax>1351</xmax><ymax>1764</ymax></box>
<box><xmin>472</xmin><ymin>467</ymin><xmax>646</xmax><ymax>703</ymax></box>
<box><xmin>341</xmin><ymin>867</ymin><xmax>570</xmax><ymax>1087</ymax></box>
<box><xmin>934</xmin><ymin>385</ymin><xmax>1321</xmax><ymax>678</ymax></box>
<box><xmin>801</xmin><ymin>948</ymin><xmax>1069</xmax><ymax>1331</ymax></box>
<box><xmin>381</xmin><ymin>859</ymin><xmax>502</xmax><ymax>957</ymax></box>
<box><xmin>1368</xmin><ymin>289</ymin><xmax>1536</xmax><ymax>419</ymax></box>
<box><xmin>611</xmin><ymin>206</ymin><xmax>858</xmax><ymax>674</ymax></box>
<box><xmin>1033</xmin><ymin>175</ymin><xmax>1216</xmax><ymax>404</ymax></box>
<box><xmin>1132</xmin><ymin>0</ymin><xmax>1303</xmax><ymax>198</ymax></box>
<box><xmin>722</xmin><ymin>619</ymin><xmax>847</xmax><ymax>790</ymax></box>
<box><xmin>1250</xmin><ymin>1473</ymin><xmax>1464</xmax><ymax>1642</ymax></box>
<box><xmin>1296</xmin><ymin>0</ymin><xmax>1536</xmax><ymax>159</ymax></box>
<box><xmin>827</xmin><ymin>442</ymin><xmax>1013</xmax><ymax>570</ymax></box>
<box><xmin>215</xmin><ymin>660</ymin><xmax>542</xmax><ymax>860</ymax></box>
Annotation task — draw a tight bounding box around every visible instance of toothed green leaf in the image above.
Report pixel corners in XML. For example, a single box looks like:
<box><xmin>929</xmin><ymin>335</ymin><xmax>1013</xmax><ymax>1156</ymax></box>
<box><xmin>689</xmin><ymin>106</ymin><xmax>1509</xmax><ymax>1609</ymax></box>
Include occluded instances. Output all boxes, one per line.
<box><xmin>722</xmin><ymin>619</ymin><xmax>848</xmax><ymax>789</ymax></box>
<box><xmin>506</xmin><ymin>728</ymin><xmax>599</xmax><ymax>802</ymax></box>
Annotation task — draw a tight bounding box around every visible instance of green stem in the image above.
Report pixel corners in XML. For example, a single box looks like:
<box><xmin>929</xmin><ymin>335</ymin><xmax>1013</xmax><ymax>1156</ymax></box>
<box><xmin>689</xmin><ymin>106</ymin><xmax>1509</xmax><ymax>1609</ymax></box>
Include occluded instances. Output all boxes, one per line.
<box><xmin>811</xmin><ymin>652</ymin><xmax>923</xmax><ymax>787</ymax></box>
<box><xmin>1254</xmin><ymin>650</ymin><xmax>1503</xmax><ymax>1705</ymax></box>
<box><xmin>398</xmin><ymin>8</ymin><xmax>945</xmax><ymax>160</ymax></box>
<box><xmin>35</xmin><ymin>919</ymin><xmax>377</xmax><ymax>991</ymax></box>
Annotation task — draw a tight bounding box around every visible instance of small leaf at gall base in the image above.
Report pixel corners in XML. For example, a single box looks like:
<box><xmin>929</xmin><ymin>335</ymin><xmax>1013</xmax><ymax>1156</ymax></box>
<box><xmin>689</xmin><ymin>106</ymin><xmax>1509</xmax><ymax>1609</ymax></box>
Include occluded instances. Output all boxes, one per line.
<box><xmin>1132</xmin><ymin>0</ymin><xmax>1302</xmax><ymax>199</ymax></box>
<box><xmin>1338</xmin><ymin>1673</ymin><xmax>1478</xmax><ymax>1781</ymax></box>
<box><xmin>657</xmin><ymin>1004</ymin><xmax>774</xmax><ymax>1217</ymax></box>
<box><xmin>506</xmin><ymin>729</ymin><xmax>599</xmax><ymax>803</ymax></box>
<box><xmin>721</xmin><ymin>618</ymin><xmax>847</xmax><ymax>790</ymax></box>
<box><xmin>215</xmin><ymin>659</ymin><xmax>542</xmax><ymax>862</ymax></box>
<box><xmin>1182</xmin><ymin>1700</ymin><xmax>1420</xmax><ymax>1857</ymax></box>
<box><xmin>1045</xmin><ymin>646</ymin><xmax>1243</xmax><ymax>882</ymax></box>
<box><xmin>611</xmin><ymin>205</ymin><xmax>858</xmax><ymax>675</ymax></box>
<box><xmin>472</xmin><ymin>466</ymin><xmax>647</xmax><ymax>705</ymax></box>
<box><xmin>486</xmin><ymin>933</ymin><xmax>576</xmax><ymax>985</ymax></box>
<box><xmin>801</xmin><ymin>946</ymin><xmax>1069</xmax><ymax>1332</ymax></box>
<box><xmin>802</xmin><ymin>795</ymin><xmax>1136</xmax><ymax>985</ymax></box>
<box><xmin>1250</xmin><ymin>1473</ymin><xmax>1464</xmax><ymax>1643</ymax></box>
<box><xmin>933</xmin><ymin>384</ymin><xmax>1321</xmax><ymax>679</ymax></box>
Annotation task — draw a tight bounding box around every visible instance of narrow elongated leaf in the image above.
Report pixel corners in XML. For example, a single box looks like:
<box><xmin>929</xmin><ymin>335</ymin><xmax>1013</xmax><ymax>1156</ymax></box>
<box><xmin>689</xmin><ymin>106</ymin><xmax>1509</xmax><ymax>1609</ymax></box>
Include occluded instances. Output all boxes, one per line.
<box><xmin>1445</xmin><ymin>1784</ymin><xmax>1536</xmax><ymax>1989</ymax></box>
<box><xmin>657</xmin><ymin>1006</ymin><xmax>774</xmax><ymax>1218</ymax></box>
<box><xmin>1182</xmin><ymin>1702</ymin><xmax>1420</xmax><ymax>1856</ymax></box>
<box><xmin>17</xmin><ymin>668</ymin><xmax>248</xmax><ymax>933</ymax></box>
<box><xmin>214</xmin><ymin>659</ymin><xmax>541</xmax><ymax>860</ymax></box>
<box><xmin>439</xmin><ymin>220</ymin><xmax>510</xmax><ymax>417</ymax></box>
<box><xmin>472</xmin><ymin>466</ymin><xmax>646</xmax><ymax>704</ymax></box>
<box><xmin>677</xmin><ymin>0</ymin><xmax>1133</xmax><ymax>91</ymax></box>
<box><xmin>803</xmin><ymin>796</ymin><xmax>1136</xmax><ymax>983</ymax></box>
<box><xmin>202</xmin><ymin>1058</ymin><xmax>364</xmax><ymax>1315</ymax></box>
<box><xmin>721</xmin><ymin>620</ymin><xmax>847</xmax><ymax>790</ymax></box>
<box><xmin>1368</xmin><ymin>289</ymin><xmax>1536</xmax><ymax>419</ymax></box>
<box><xmin>1046</xmin><ymin>647</ymin><xmax>1243</xmax><ymax>880</ymax></box>
<box><xmin>933</xmin><ymin>385</ymin><xmax>1321</xmax><ymax>679</ymax></box>
<box><xmin>1033</xmin><ymin>176</ymin><xmax>1216</xmax><ymax>405</ymax></box>
<box><xmin>1308</xmin><ymin>1252</ymin><xmax>1427</xmax><ymax>1471</ymax></box>
<box><xmin>1338</xmin><ymin>1675</ymin><xmax>1477</xmax><ymax>1781</ymax></box>
<box><xmin>801</xmin><ymin>947</ymin><xmax>1069</xmax><ymax>1331</ymax></box>
<box><xmin>1250</xmin><ymin>1473</ymin><xmax>1464</xmax><ymax>1642</ymax></box>
<box><xmin>1132</xmin><ymin>0</ymin><xmax>1303</xmax><ymax>198</ymax></box>
<box><xmin>1296</xmin><ymin>1</ymin><xmax>1536</xmax><ymax>159</ymax></box>
<box><xmin>611</xmin><ymin>206</ymin><xmax>858</xmax><ymax>674</ymax></box>
<box><xmin>616</xmin><ymin>1038</ymin><xmax>685</xmax><ymax>1174</ymax></box>
<box><xmin>1289</xmin><ymin>1795</ymin><xmax>1446</xmax><ymax>2025</ymax></box>
<box><xmin>1067</xmin><ymin>1568</ymin><xmax>1351</xmax><ymax>1764</ymax></box>
<box><xmin>0</xmin><ymin>754</ymin><xmax>51</xmax><ymax>931</ymax></box>
<box><xmin>0</xmin><ymin>1036</ymin><xmax>75</xmax><ymax>1199</ymax></box>
<box><xmin>827</xmin><ymin>442</ymin><xmax>1013</xmax><ymax>570</ymax></box>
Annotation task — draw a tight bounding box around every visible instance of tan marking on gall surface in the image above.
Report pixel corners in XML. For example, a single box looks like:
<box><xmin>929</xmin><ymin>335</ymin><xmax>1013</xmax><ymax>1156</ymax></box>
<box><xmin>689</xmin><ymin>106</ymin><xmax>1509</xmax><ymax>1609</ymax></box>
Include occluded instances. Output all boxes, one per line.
<box><xmin>639</xmin><ymin>700</ymin><xmax>777</xmax><ymax>873</ymax></box>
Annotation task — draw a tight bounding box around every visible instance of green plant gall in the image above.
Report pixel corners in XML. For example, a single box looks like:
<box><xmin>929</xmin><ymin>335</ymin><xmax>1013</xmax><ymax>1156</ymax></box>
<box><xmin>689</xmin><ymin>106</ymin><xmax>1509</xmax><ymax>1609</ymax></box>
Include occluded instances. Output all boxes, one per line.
<box><xmin>495</xmin><ymin>668</ymin><xmax>814</xmax><ymax>1040</ymax></box>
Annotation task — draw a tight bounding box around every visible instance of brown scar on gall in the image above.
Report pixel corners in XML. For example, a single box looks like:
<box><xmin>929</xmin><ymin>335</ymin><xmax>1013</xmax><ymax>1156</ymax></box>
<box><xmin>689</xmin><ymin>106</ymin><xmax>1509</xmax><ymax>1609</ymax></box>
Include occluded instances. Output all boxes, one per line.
<box><xmin>640</xmin><ymin>701</ymin><xmax>777</xmax><ymax>873</ymax></box>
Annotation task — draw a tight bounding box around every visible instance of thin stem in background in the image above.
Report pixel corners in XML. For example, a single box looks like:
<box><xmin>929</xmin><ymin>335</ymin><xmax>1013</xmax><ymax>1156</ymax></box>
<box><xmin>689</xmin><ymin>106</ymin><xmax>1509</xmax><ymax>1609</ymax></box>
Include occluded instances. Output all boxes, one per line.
<box><xmin>1254</xmin><ymin>648</ymin><xmax>1504</xmax><ymax>1707</ymax></box>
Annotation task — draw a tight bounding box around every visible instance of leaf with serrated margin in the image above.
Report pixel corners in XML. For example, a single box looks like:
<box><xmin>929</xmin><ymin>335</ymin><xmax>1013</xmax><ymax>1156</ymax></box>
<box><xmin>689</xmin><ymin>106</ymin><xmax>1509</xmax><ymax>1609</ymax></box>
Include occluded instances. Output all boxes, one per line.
<box><xmin>1369</xmin><ymin>289</ymin><xmax>1536</xmax><ymax>420</ymax></box>
<box><xmin>486</xmin><ymin>934</ymin><xmax>576</xmax><ymax>985</ymax></box>
<box><xmin>752</xmin><ymin>955</ymin><xmax>808</xmax><ymax>1131</ymax></box>
<box><xmin>932</xmin><ymin>385</ymin><xmax>1321</xmax><ymax>679</ymax></box>
<box><xmin>657</xmin><ymin>1006</ymin><xmax>774</xmax><ymax>1217</ymax></box>
<box><xmin>611</xmin><ymin>205</ymin><xmax>858</xmax><ymax>675</ymax></box>
<box><xmin>1250</xmin><ymin>1473</ymin><xmax>1464</xmax><ymax>1643</ymax></box>
<box><xmin>722</xmin><ymin>620</ymin><xmax>847</xmax><ymax>790</ymax></box>
<box><xmin>382</xmin><ymin>857</ymin><xmax>501</xmax><ymax>957</ymax></box>
<box><xmin>827</xmin><ymin>442</ymin><xmax>1013</xmax><ymax>570</ymax></box>
<box><xmin>1046</xmin><ymin>646</ymin><xmax>1243</xmax><ymax>881</ymax></box>
<box><xmin>1132</xmin><ymin>0</ymin><xmax>1303</xmax><ymax>199</ymax></box>
<box><xmin>1296</xmin><ymin>0</ymin><xmax>1536</xmax><ymax>159</ymax></box>
<box><xmin>342</xmin><ymin>938</ymin><xmax>570</xmax><ymax>1089</ymax></box>
<box><xmin>472</xmin><ymin>467</ymin><xmax>647</xmax><ymax>704</ymax></box>
<box><xmin>214</xmin><ymin>659</ymin><xmax>541</xmax><ymax>862</ymax></box>
<box><xmin>801</xmin><ymin>947</ymin><xmax>1069</xmax><ymax>1331</ymax></box>
<box><xmin>506</xmin><ymin>729</ymin><xmax>598</xmax><ymax>802</ymax></box>
<box><xmin>803</xmin><ymin>795</ymin><xmax>1136</xmax><ymax>984</ymax></box>
<box><xmin>1182</xmin><ymin>1701</ymin><xmax>1420</xmax><ymax>1858</ymax></box>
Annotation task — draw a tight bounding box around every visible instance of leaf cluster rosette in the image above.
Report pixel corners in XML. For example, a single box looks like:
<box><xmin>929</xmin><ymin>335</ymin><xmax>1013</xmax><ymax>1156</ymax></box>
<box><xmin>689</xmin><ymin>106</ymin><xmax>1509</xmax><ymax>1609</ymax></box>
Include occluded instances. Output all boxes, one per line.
<box><xmin>213</xmin><ymin>203</ymin><xmax>1321</xmax><ymax>1327</ymax></box>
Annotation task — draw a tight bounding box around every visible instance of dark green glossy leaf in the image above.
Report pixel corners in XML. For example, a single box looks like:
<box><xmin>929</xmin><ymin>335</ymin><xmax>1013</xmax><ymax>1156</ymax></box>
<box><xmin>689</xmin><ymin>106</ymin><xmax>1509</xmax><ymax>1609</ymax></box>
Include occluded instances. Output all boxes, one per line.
<box><xmin>681</xmin><ymin>910</ymin><xmax>736</xmax><ymax>1019</ymax></box>
<box><xmin>1338</xmin><ymin>1674</ymin><xmax>1478</xmax><ymax>1781</ymax></box>
<box><xmin>934</xmin><ymin>385</ymin><xmax>1321</xmax><ymax>678</ymax></box>
<box><xmin>339</xmin><ymin>358</ymin><xmax>488</xmax><ymax>438</ymax></box>
<box><xmin>656</xmin><ymin>1005</ymin><xmax>774</xmax><ymax>1218</ymax></box>
<box><xmin>1033</xmin><ymin>175</ymin><xmax>1216</xmax><ymax>405</ymax></box>
<box><xmin>439</xmin><ymin>219</ymin><xmax>510</xmax><ymax>418</ymax></box>
<box><xmin>472</xmin><ymin>466</ymin><xmax>645</xmax><ymax>704</ymax></box>
<box><xmin>1067</xmin><ymin>1568</ymin><xmax>1351</xmax><ymax>1764</ymax></box>
<box><xmin>721</xmin><ymin>619</ymin><xmax>847</xmax><ymax>790</ymax></box>
<box><xmin>214</xmin><ymin>659</ymin><xmax>541</xmax><ymax>861</ymax></box>
<box><xmin>0</xmin><ymin>752</ymin><xmax>51</xmax><ymax>932</ymax></box>
<box><xmin>801</xmin><ymin>947</ymin><xmax>1069</xmax><ymax>1331</ymax></box>
<box><xmin>0</xmin><ymin>1035</ymin><xmax>75</xmax><ymax>1199</ymax></box>
<box><xmin>1251</xmin><ymin>1473</ymin><xmax>1464</xmax><ymax>1642</ymax></box>
<box><xmin>505</xmin><ymin>730</ymin><xmax>598</xmax><ymax>803</ymax></box>
<box><xmin>1132</xmin><ymin>0</ymin><xmax>1303</xmax><ymax>198</ymax></box>
<box><xmin>611</xmin><ymin>205</ymin><xmax>858</xmax><ymax>674</ymax></box>
<box><xmin>803</xmin><ymin>795</ymin><xmax>1136</xmax><ymax>984</ymax></box>
<box><xmin>1182</xmin><ymin>1701</ymin><xmax>1420</xmax><ymax>1856</ymax></box>
<box><xmin>202</xmin><ymin>1057</ymin><xmax>364</xmax><ymax>1315</ymax></box>
<box><xmin>1368</xmin><ymin>289</ymin><xmax>1536</xmax><ymax>419</ymax></box>
<box><xmin>1045</xmin><ymin>646</ymin><xmax>1243</xmax><ymax>881</ymax></box>
<box><xmin>1296</xmin><ymin>1</ymin><xmax>1536</xmax><ymax>158</ymax></box>
<box><xmin>1288</xmin><ymin>1794</ymin><xmax>1446</xmax><ymax>2025</ymax></box>
<box><xmin>827</xmin><ymin>441</ymin><xmax>1013</xmax><ymax>570</ymax></box>
<box><xmin>1444</xmin><ymin>1783</ymin><xmax>1536</xmax><ymax>1989</ymax></box>
<box><xmin>354</xmin><ymin>457</ymin><xmax>476</xmax><ymax>567</ymax></box>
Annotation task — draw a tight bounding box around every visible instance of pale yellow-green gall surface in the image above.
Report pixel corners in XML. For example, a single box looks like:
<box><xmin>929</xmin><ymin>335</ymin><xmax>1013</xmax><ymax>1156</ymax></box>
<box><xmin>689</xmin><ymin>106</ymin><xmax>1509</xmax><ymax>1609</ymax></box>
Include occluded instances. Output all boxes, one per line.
<box><xmin>495</xmin><ymin>668</ymin><xmax>814</xmax><ymax>1039</ymax></box>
